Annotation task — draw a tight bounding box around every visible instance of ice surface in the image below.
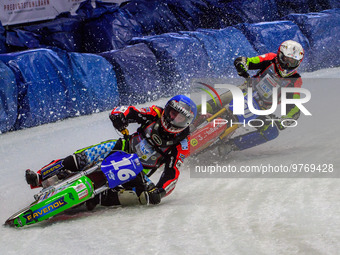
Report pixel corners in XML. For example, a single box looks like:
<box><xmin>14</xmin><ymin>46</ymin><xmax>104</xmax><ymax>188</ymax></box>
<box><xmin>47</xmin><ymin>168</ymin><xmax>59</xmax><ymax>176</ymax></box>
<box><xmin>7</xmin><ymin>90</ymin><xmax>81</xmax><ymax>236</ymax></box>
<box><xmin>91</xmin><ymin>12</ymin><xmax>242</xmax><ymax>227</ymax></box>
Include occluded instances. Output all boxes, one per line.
<box><xmin>0</xmin><ymin>68</ymin><xmax>339</xmax><ymax>255</ymax></box>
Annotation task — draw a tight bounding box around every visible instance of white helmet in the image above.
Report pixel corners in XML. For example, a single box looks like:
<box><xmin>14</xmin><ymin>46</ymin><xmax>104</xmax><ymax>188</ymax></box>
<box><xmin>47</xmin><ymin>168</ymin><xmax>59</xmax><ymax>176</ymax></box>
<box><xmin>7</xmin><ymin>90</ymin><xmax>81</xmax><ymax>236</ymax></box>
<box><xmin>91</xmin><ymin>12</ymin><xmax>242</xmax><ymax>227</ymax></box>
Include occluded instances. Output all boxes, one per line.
<box><xmin>276</xmin><ymin>40</ymin><xmax>304</xmax><ymax>77</ymax></box>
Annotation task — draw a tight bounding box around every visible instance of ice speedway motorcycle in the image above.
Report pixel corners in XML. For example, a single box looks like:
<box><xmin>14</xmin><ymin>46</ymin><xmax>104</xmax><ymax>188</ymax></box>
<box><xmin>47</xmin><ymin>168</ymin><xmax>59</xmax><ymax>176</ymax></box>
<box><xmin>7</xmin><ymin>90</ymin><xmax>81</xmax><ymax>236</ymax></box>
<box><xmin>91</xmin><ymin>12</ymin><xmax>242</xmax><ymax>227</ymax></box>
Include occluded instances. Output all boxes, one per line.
<box><xmin>5</xmin><ymin>130</ymin><xmax>146</xmax><ymax>228</ymax></box>
<box><xmin>4</xmin><ymin>99</ymin><xmax>250</xmax><ymax>228</ymax></box>
<box><xmin>189</xmin><ymin>80</ymin><xmax>250</xmax><ymax>156</ymax></box>
<box><xmin>5</xmin><ymin>75</ymin><xmax>287</xmax><ymax>228</ymax></box>
<box><xmin>189</xmin><ymin>73</ymin><xmax>292</xmax><ymax>156</ymax></box>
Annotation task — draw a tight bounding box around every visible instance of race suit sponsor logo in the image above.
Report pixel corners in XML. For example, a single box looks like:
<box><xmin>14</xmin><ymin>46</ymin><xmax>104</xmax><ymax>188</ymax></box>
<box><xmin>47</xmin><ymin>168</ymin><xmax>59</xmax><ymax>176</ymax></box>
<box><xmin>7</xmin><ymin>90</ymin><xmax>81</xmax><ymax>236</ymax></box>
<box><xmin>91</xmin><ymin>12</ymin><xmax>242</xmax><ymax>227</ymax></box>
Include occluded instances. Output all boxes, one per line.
<box><xmin>135</xmin><ymin>139</ymin><xmax>156</xmax><ymax>161</ymax></box>
<box><xmin>152</xmin><ymin>134</ymin><xmax>162</xmax><ymax>146</ymax></box>
<box><xmin>190</xmin><ymin>138</ymin><xmax>198</xmax><ymax>147</ymax></box>
<box><xmin>41</xmin><ymin>163</ymin><xmax>63</xmax><ymax>178</ymax></box>
<box><xmin>179</xmin><ymin>154</ymin><xmax>185</xmax><ymax>161</ymax></box>
<box><xmin>180</xmin><ymin>139</ymin><xmax>189</xmax><ymax>150</ymax></box>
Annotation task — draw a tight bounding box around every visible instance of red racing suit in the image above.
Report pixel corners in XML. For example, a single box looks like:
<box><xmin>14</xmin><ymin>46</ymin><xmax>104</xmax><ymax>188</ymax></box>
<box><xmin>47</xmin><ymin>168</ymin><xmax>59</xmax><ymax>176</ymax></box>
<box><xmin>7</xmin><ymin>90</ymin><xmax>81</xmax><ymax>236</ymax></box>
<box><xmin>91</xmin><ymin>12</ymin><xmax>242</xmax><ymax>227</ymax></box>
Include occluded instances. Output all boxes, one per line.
<box><xmin>228</xmin><ymin>53</ymin><xmax>304</xmax><ymax>151</ymax></box>
<box><xmin>31</xmin><ymin>105</ymin><xmax>190</xmax><ymax>202</ymax></box>
<box><xmin>243</xmin><ymin>53</ymin><xmax>303</xmax><ymax>119</ymax></box>
<box><xmin>110</xmin><ymin>105</ymin><xmax>191</xmax><ymax>198</ymax></box>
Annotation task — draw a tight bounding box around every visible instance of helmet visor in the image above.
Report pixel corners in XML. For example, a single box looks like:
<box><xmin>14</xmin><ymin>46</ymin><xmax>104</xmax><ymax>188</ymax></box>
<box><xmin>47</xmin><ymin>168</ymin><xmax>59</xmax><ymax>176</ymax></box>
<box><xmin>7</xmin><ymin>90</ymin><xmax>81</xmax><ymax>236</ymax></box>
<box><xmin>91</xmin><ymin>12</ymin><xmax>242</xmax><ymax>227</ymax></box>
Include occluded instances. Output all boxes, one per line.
<box><xmin>164</xmin><ymin>107</ymin><xmax>190</xmax><ymax>129</ymax></box>
<box><xmin>162</xmin><ymin>99</ymin><xmax>195</xmax><ymax>133</ymax></box>
<box><xmin>279</xmin><ymin>52</ymin><xmax>300</xmax><ymax>69</ymax></box>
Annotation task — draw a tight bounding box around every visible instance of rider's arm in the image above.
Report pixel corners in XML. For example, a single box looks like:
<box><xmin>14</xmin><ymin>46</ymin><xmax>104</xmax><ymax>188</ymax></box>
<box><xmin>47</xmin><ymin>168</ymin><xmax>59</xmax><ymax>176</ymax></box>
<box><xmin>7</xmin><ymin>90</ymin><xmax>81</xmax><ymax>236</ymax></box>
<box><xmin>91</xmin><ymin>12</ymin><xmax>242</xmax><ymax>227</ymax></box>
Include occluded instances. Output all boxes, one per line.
<box><xmin>156</xmin><ymin>138</ymin><xmax>190</xmax><ymax>197</ymax></box>
<box><xmin>110</xmin><ymin>105</ymin><xmax>162</xmax><ymax>124</ymax></box>
<box><xmin>284</xmin><ymin>75</ymin><xmax>303</xmax><ymax>120</ymax></box>
<box><xmin>110</xmin><ymin>105</ymin><xmax>162</xmax><ymax>131</ymax></box>
<box><xmin>247</xmin><ymin>53</ymin><xmax>277</xmax><ymax>70</ymax></box>
<box><xmin>234</xmin><ymin>53</ymin><xmax>277</xmax><ymax>76</ymax></box>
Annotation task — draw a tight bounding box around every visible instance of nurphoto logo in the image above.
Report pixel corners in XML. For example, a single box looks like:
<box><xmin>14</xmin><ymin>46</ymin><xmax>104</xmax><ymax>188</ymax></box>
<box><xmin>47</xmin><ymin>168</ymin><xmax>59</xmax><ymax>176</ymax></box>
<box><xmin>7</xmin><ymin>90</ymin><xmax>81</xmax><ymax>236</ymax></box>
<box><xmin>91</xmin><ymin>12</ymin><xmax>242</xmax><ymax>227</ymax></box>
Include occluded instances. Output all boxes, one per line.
<box><xmin>199</xmin><ymin>84</ymin><xmax>312</xmax><ymax>128</ymax></box>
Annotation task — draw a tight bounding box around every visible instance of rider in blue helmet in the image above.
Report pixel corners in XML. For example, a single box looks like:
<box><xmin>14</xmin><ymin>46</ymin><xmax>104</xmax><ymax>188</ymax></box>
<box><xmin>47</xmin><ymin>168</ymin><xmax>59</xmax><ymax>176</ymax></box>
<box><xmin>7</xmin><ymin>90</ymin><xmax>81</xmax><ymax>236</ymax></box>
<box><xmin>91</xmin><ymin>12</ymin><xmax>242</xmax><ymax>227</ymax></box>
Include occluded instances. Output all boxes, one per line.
<box><xmin>161</xmin><ymin>95</ymin><xmax>197</xmax><ymax>134</ymax></box>
<box><xmin>25</xmin><ymin>95</ymin><xmax>197</xmax><ymax>208</ymax></box>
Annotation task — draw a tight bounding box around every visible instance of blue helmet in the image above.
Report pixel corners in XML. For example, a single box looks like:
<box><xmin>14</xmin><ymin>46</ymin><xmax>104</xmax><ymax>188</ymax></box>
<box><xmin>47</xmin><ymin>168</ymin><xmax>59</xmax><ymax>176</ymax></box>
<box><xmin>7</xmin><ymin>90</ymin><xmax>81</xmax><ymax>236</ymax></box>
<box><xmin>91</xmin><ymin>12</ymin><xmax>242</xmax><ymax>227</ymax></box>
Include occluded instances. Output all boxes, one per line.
<box><xmin>161</xmin><ymin>95</ymin><xmax>197</xmax><ymax>133</ymax></box>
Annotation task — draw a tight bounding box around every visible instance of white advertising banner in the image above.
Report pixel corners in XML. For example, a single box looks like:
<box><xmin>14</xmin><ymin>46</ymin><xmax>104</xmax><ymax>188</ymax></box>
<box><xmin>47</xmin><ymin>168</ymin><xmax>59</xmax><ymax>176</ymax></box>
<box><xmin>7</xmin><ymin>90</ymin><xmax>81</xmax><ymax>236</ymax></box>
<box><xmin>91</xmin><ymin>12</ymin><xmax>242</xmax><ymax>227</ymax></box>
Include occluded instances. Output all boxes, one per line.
<box><xmin>0</xmin><ymin>0</ymin><xmax>86</xmax><ymax>26</ymax></box>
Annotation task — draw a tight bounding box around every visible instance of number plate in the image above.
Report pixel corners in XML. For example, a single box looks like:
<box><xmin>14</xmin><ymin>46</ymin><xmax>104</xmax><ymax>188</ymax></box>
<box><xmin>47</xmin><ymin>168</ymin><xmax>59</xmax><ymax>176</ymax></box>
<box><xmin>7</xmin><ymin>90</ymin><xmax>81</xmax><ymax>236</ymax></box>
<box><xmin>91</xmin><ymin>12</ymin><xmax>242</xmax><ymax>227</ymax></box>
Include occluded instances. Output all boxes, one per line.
<box><xmin>101</xmin><ymin>152</ymin><xmax>143</xmax><ymax>188</ymax></box>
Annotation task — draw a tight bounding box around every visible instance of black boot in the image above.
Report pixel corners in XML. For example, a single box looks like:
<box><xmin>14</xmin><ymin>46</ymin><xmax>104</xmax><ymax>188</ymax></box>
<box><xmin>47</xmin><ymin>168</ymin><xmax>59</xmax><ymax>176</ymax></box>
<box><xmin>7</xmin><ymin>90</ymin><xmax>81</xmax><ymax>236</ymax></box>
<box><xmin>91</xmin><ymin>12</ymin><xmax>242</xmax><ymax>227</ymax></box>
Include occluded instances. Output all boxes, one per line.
<box><xmin>85</xmin><ymin>195</ymin><xmax>100</xmax><ymax>211</ymax></box>
<box><xmin>25</xmin><ymin>169</ymin><xmax>41</xmax><ymax>187</ymax></box>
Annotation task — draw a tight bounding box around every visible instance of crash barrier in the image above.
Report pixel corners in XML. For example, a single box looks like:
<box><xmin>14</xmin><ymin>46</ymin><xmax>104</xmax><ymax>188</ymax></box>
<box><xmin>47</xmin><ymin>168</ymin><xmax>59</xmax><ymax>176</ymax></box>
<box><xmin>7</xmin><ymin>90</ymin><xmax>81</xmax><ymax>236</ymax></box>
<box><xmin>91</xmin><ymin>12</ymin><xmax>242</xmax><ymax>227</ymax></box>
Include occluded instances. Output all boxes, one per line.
<box><xmin>99</xmin><ymin>43</ymin><xmax>165</xmax><ymax>105</ymax></box>
<box><xmin>0</xmin><ymin>49</ymin><xmax>119</xmax><ymax>131</ymax></box>
<box><xmin>3</xmin><ymin>1</ymin><xmax>142</xmax><ymax>54</ymax></box>
<box><xmin>130</xmin><ymin>33</ymin><xmax>211</xmax><ymax>90</ymax></box>
<box><xmin>129</xmin><ymin>27</ymin><xmax>258</xmax><ymax>85</ymax></box>
<box><xmin>5</xmin><ymin>17</ymin><xmax>83</xmax><ymax>53</ymax></box>
<box><xmin>0</xmin><ymin>22</ymin><xmax>7</xmax><ymax>53</ymax></box>
<box><xmin>0</xmin><ymin>26</ymin><xmax>259</xmax><ymax>133</ymax></box>
<box><xmin>0</xmin><ymin>61</ymin><xmax>17</xmax><ymax>133</ymax></box>
<box><xmin>81</xmin><ymin>3</ymin><xmax>143</xmax><ymax>53</ymax></box>
<box><xmin>1</xmin><ymin>5</ymin><xmax>340</xmax><ymax>133</ymax></box>
<box><xmin>285</xmin><ymin>10</ymin><xmax>340</xmax><ymax>70</ymax></box>
<box><xmin>275</xmin><ymin>0</ymin><xmax>340</xmax><ymax>16</ymax></box>
<box><xmin>1</xmin><ymin>0</ymin><xmax>339</xmax><ymax>54</ymax></box>
<box><xmin>179</xmin><ymin>27</ymin><xmax>260</xmax><ymax>78</ymax></box>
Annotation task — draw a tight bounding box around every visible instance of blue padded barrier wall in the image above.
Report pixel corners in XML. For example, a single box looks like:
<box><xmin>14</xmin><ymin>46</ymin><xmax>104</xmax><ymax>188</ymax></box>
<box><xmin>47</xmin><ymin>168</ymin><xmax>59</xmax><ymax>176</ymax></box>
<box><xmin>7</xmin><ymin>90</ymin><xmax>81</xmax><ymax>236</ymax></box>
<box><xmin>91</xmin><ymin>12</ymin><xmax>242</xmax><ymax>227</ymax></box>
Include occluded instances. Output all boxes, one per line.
<box><xmin>0</xmin><ymin>23</ymin><xmax>8</xmax><ymax>53</ymax></box>
<box><xmin>82</xmin><ymin>9</ymin><xmax>142</xmax><ymax>53</ymax></box>
<box><xmin>276</xmin><ymin>0</ymin><xmax>312</xmax><ymax>17</ymax></box>
<box><xmin>321</xmin><ymin>8</ymin><xmax>340</xmax><ymax>15</ymax></box>
<box><xmin>235</xmin><ymin>21</ymin><xmax>311</xmax><ymax>72</ymax></box>
<box><xmin>329</xmin><ymin>2</ymin><xmax>340</xmax><ymax>8</ymax></box>
<box><xmin>275</xmin><ymin>0</ymin><xmax>335</xmax><ymax>17</ymax></box>
<box><xmin>3</xmin><ymin>1</ymin><xmax>142</xmax><ymax>54</ymax></box>
<box><xmin>171</xmin><ymin>0</ymin><xmax>234</xmax><ymax>29</ymax></box>
<box><xmin>130</xmin><ymin>33</ymin><xmax>211</xmax><ymax>92</ymax></box>
<box><xmin>0</xmin><ymin>61</ymin><xmax>17</xmax><ymax>133</ymax></box>
<box><xmin>1</xmin><ymin>2</ymin><xmax>340</xmax><ymax>133</ymax></box>
<box><xmin>285</xmin><ymin>12</ymin><xmax>340</xmax><ymax>70</ymax></box>
<box><xmin>100</xmin><ymin>43</ymin><xmax>165</xmax><ymax>104</ymax></box>
<box><xmin>122</xmin><ymin>0</ymin><xmax>185</xmax><ymax>35</ymax></box>
<box><xmin>62</xmin><ymin>52</ymin><xmax>119</xmax><ymax>115</ymax></box>
<box><xmin>123</xmin><ymin>0</ymin><xmax>280</xmax><ymax>32</ymax></box>
<box><xmin>180</xmin><ymin>27</ymin><xmax>258</xmax><ymax>78</ymax></box>
<box><xmin>5</xmin><ymin>29</ymin><xmax>42</xmax><ymax>51</ymax></box>
<box><xmin>0</xmin><ymin>49</ymin><xmax>71</xmax><ymax>128</ymax></box>
<box><xmin>1</xmin><ymin>1</ymin><xmax>338</xmax><ymax>55</ymax></box>
<box><xmin>166</xmin><ymin>0</ymin><xmax>210</xmax><ymax>30</ymax></box>
<box><xmin>0</xmin><ymin>49</ymin><xmax>119</xmax><ymax>130</ymax></box>
<box><xmin>221</xmin><ymin>0</ymin><xmax>280</xmax><ymax>25</ymax></box>
<box><xmin>164</xmin><ymin>0</ymin><xmax>238</xmax><ymax>30</ymax></box>
<box><xmin>74</xmin><ymin>1</ymin><xmax>143</xmax><ymax>53</ymax></box>
<box><xmin>5</xmin><ymin>17</ymin><xmax>83</xmax><ymax>52</ymax></box>
<box><xmin>24</xmin><ymin>17</ymin><xmax>83</xmax><ymax>52</ymax></box>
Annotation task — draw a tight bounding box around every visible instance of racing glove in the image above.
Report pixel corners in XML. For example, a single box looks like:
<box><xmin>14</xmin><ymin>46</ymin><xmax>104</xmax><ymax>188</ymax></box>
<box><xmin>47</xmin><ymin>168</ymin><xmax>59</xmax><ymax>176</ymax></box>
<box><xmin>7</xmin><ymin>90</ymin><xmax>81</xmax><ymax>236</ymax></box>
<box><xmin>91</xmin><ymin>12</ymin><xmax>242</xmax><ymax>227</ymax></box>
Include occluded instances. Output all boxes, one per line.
<box><xmin>147</xmin><ymin>187</ymin><xmax>162</xmax><ymax>205</ymax></box>
<box><xmin>109</xmin><ymin>112</ymin><xmax>128</xmax><ymax>132</ymax></box>
<box><xmin>234</xmin><ymin>57</ymin><xmax>250</xmax><ymax>78</ymax></box>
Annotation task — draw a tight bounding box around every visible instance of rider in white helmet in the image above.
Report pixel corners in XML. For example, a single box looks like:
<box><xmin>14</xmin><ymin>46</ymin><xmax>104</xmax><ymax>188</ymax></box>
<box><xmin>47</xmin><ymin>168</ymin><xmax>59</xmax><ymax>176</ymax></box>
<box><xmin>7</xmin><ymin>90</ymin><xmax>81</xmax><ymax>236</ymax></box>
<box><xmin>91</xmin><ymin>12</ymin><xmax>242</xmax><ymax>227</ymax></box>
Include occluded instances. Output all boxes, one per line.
<box><xmin>217</xmin><ymin>40</ymin><xmax>305</xmax><ymax>155</ymax></box>
<box><xmin>275</xmin><ymin>40</ymin><xmax>304</xmax><ymax>77</ymax></box>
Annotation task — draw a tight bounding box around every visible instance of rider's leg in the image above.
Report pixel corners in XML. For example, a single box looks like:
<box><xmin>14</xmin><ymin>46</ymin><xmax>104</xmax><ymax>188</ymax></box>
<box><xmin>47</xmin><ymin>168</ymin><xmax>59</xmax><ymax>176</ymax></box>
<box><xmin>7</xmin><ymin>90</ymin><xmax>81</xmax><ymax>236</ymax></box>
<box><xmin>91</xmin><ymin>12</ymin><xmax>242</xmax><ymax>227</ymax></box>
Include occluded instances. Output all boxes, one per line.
<box><xmin>25</xmin><ymin>139</ymin><xmax>118</xmax><ymax>188</ymax></box>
